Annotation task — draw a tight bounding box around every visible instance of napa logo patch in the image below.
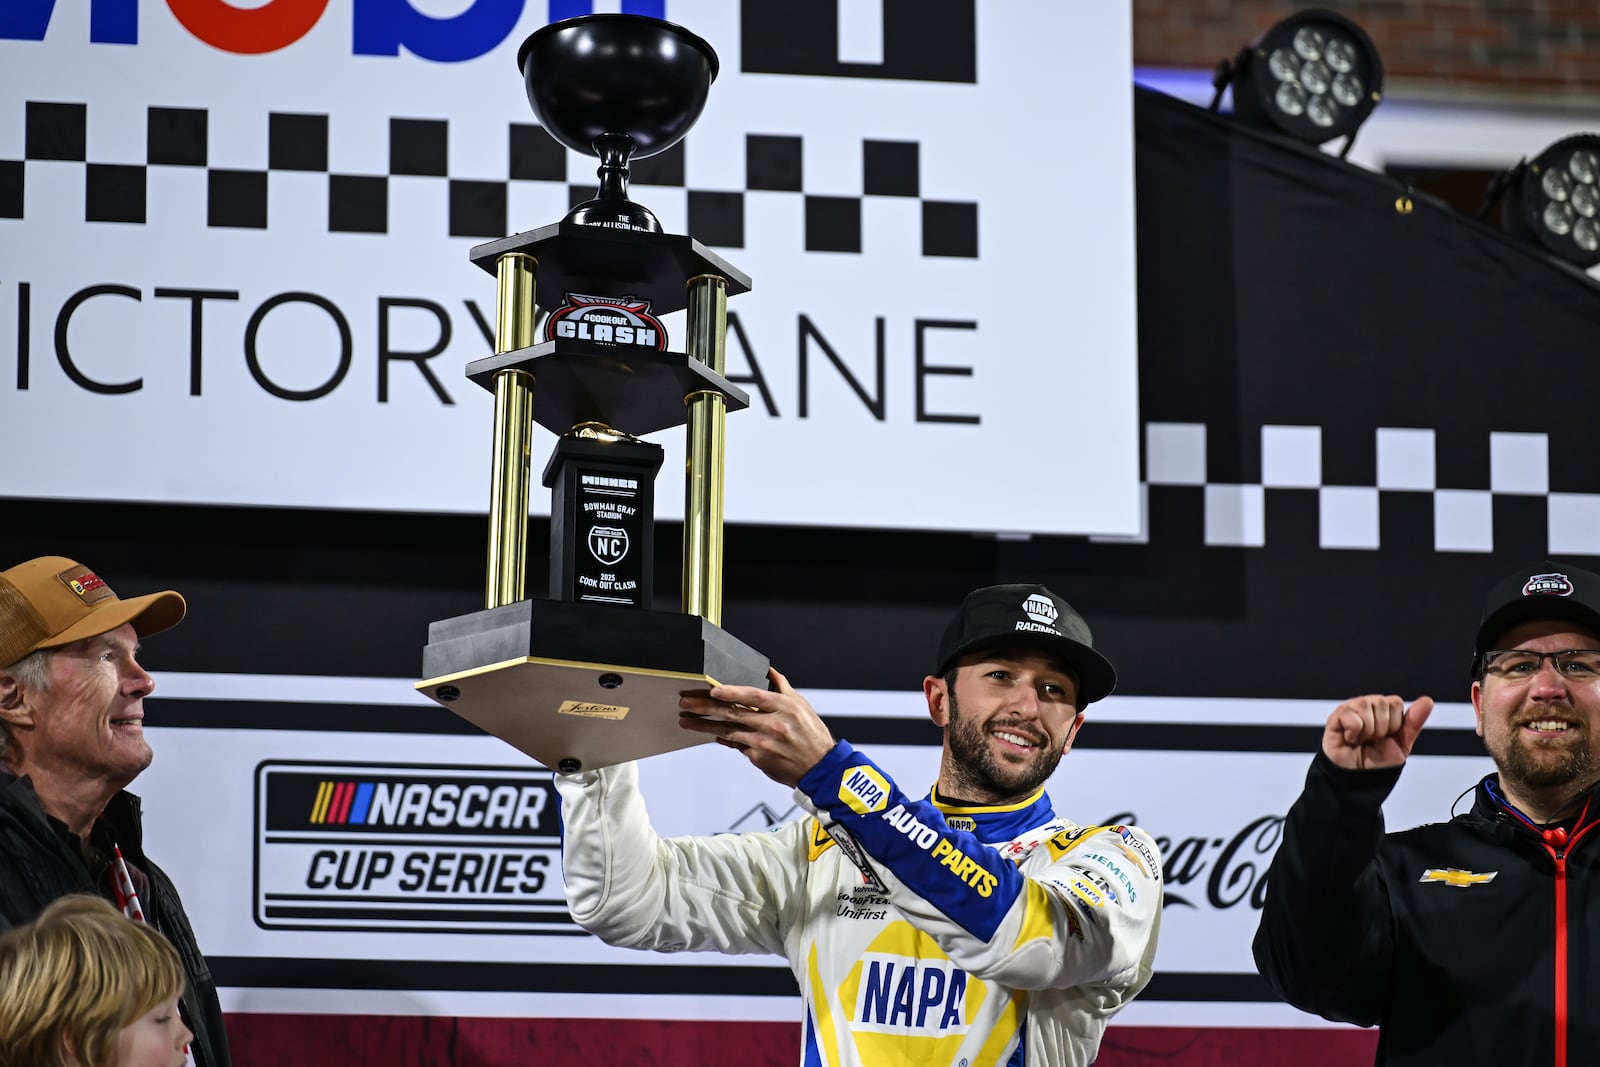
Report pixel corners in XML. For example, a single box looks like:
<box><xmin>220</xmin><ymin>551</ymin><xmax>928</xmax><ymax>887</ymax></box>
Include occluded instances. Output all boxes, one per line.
<box><xmin>946</xmin><ymin>815</ymin><xmax>976</xmax><ymax>833</ymax></box>
<box><xmin>543</xmin><ymin>293</ymin><xmax>668</xmax><ymax>349</ymax></box>
<box><xmin>1062</xmin><ymin>876</ymin><xmax>1107</xmax><ymax>908</ymax></box>
<box><xmin>1016</xmin><ymin>592</ymin><xmax>1063</xmax><ymax>638</ymax></box>
<box><xmin>1420</xmin><ymin>867</ymin><xmax>1498</xmax><ymax>888</ymax></box>
<box><xmin>853</xmin><ymin>953</ymin><xmax>972</xmax><ymax>1036</ymax></box>
<box><xmin>1523</xmin><ymin>572</ymin><xmax>1574</xmax><ymax>598</ymax></box>
<box><xmin>1022</xmin><ymin>593</ymin><xmax>1059</xmax><ymax>627</ymax></box>
<box><xmin>840</xmin><ymin>765</ymin><xmax>891</xmax><ymax>815</ymax></box>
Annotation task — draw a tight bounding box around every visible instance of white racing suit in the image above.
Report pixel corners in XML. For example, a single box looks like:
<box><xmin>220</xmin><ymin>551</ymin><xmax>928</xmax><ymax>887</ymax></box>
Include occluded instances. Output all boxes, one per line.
<box><xmin>557</xmin><ymin>740</ymin><xmax>1162</xmax><ymax>1066</ymax></box>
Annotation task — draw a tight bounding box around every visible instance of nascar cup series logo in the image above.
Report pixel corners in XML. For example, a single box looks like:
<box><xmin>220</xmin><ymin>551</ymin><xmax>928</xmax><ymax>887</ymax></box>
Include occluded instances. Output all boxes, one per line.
<box><xmin>1524</xmin><ymin>572</ymin><xmax>1575</xmax><ymax>597</ymax></box>
<box><xmin>254</xmin><ymin>762</ymin><xmax>577</xmax><ymax>935</ymax></box>
<box><xmin>543</xmin><ymin>293</ymin><xmax>668</xmax><ymax>349</ymax></box>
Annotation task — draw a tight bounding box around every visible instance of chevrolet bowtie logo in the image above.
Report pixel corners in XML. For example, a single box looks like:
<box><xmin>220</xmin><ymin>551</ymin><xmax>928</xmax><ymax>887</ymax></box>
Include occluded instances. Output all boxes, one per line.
<box><xmin>1419</xmin><ymin>868</ymin><xmax>1498</xmax><ymax>888</ymax></box>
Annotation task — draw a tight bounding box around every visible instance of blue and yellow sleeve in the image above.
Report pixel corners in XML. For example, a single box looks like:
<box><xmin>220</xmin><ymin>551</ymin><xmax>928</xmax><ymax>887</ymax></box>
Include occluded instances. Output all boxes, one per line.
<box><xmin>797</xmin><ymin>741</ymin><xmax>1027</xmax><ymax>940</ymax></box>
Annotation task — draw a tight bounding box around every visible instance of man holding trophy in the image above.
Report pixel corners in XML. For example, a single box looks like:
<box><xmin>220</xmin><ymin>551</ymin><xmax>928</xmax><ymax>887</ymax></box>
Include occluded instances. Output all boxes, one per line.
<box><xmin>557</xmin><ymin>584</ymin><xmax>1162</xmax><ymax>1067</ymax></box>
<box><xmin>419</xmin><ymin>16</ymin><xmax>1159</xmax><ymax>1064</ymax></box>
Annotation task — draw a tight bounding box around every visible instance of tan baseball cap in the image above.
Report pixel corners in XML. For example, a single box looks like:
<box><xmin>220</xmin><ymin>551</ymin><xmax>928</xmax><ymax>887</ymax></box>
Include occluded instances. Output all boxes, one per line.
<box><xmin>0</xmin><ymin>557</ymin><xmax>186</xmax><ymax>667</ymax></box>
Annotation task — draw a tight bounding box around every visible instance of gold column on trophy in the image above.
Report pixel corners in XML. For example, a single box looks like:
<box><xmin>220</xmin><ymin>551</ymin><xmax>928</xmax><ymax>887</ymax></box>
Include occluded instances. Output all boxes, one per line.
<box><xmin>486</xmin><ymin>252</ymin><xmax>538</xmax><ymax>609</ymax></box>
<box><xmin>683</xmin><ymin>273</ymin><xmax>728</xmax><ymax>626</ymax></box>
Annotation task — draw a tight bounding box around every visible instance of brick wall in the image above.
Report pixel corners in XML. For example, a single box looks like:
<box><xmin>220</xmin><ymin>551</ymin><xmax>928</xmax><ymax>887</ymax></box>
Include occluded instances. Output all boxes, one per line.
<box><xmin>1133</xmin><ymin>1</ymin><xmax>1600</xmax><ymax>98</ymax></box>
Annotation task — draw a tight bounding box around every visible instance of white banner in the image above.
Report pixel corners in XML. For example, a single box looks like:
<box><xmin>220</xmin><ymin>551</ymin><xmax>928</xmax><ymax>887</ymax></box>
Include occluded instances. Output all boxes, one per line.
<box><xmin>137</xmin><ymin>674</ymin><xmax>1494</xmax><ymax>1029</ymax></box>
<box><xmin>0</xmin><ymin>0</ymin><xmax>1140</xmax><ymax>536</ymax></box>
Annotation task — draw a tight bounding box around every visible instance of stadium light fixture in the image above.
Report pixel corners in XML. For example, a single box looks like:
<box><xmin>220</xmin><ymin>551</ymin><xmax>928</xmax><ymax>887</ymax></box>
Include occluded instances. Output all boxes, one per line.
<box><xmin>1210</xmin><ymin>8</ymin><xmax>1384</xmax><ymax>158</ymax></box>
<box><xmin>1483</xmin><ymin>134</ymin><xmax>1600</xmax><ymax>270</ymax></box>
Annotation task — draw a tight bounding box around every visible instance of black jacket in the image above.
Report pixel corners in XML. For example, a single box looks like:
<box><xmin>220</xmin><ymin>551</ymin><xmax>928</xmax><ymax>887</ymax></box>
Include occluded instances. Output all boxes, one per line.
<box><xmin>0</xmin><ymin>770</ymin><xmax>232</xmax><ymax>1067</ymax></box>
<box><xmin>1253</xmin><ymin>751</ymin><xmax>1600</xmax><ymax>1066</ymax></box>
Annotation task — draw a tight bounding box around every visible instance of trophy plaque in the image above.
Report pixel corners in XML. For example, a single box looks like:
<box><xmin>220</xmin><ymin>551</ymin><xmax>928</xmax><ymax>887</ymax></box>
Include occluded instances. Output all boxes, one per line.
<box><xmin>415</xmin><ymin>14</ymin><xmax>769</xmax><ymax>773</ymax></box>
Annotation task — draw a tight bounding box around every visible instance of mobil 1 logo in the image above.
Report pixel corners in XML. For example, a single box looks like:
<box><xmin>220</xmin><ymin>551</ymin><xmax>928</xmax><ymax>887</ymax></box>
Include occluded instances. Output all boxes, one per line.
<box><xmin>253</xmin><ymin>761</ymin><xmax>579</xmax><ymax>935</ymax></box>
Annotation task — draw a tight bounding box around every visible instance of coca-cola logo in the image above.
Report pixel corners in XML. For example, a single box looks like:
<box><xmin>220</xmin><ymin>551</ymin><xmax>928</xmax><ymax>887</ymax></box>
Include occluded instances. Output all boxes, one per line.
<box><xmin>1102</xmin><ymin>811</ymin><xmax>1284</xmax><ymax>910</ymax></box>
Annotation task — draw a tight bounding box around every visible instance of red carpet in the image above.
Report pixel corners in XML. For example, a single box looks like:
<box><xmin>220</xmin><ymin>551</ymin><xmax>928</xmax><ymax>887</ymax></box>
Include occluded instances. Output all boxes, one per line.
<box><xmin>228</xmin><ymin>1016</ymin><xmax>1379</xmax><ymax>1066</ymax></box>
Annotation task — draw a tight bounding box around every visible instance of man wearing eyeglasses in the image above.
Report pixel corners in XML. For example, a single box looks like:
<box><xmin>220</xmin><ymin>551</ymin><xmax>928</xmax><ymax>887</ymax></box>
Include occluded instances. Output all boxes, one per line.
<box><xmin>1253</xmin><ymin>559</ymin><xmax>1600</xmax><ymax>1067</ymax></box>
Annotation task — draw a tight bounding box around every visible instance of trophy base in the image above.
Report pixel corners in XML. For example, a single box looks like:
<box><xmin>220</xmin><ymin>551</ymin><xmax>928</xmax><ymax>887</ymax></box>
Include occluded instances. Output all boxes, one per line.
<box><xmin>417</xmin><ymin>599</ymin><xmax>770</xmax><ymax>772</ymax></box>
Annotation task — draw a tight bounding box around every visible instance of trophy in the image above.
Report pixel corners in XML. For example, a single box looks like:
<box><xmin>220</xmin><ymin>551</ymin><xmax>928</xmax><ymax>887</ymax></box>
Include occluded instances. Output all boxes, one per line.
<box><xmin>416</xmin><ymin>14</ymin><xmax>769</xmax><ymax>773</ymax></box>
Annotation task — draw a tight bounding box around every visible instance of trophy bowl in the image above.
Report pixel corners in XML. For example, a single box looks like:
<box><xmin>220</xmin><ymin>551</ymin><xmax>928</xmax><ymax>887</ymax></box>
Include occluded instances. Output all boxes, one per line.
<box><xmin>518</xmin><ymin>14</ymin><xmax>719</xmax><ymax>231</ymax></box>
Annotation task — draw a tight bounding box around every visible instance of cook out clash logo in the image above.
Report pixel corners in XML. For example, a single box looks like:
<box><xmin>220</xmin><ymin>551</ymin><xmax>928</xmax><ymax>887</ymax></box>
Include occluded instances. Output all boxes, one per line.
<box><xmin>543</xmin><ymin>293</ymin><xmax>668</xmax><ymax>349</ymax></box>
<box><xmin>1523</xmin><ymin>572</ymin><xmax>1575</xmax><ymax>597</ymax></box>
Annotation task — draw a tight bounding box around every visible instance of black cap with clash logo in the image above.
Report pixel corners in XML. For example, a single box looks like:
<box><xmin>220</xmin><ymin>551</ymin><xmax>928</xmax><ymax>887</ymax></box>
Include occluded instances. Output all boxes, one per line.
<box><xmin>1474</xmin><ymin>560</ymin><xmax>1600</xmax><ymax>662</ymax></box>
<box><xmin>934</xmin><ymin>583</ymin><xmax>1117</xmax><ymax>705</ymax></box>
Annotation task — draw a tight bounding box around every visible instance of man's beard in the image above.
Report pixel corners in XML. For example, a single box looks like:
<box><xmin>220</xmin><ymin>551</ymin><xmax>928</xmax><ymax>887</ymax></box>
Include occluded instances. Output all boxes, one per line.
<box><xmin>943</xmin><ymin>688</ymin><xmax>1065</xmax><ymax>803</ymax></box>
<box><xmin>1495</xmin><ymin>719</ymin><xmax>1594</xmax><ymax>792</ymax></box>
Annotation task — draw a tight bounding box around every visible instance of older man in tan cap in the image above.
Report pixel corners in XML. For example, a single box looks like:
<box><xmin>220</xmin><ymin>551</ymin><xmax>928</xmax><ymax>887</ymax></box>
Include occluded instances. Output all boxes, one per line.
<box><xmin>0</xmin><ymin>556</ymin><xmax>231</xmax><ymax>1066</ymax></box>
